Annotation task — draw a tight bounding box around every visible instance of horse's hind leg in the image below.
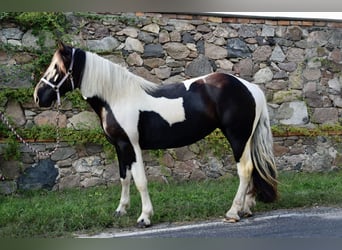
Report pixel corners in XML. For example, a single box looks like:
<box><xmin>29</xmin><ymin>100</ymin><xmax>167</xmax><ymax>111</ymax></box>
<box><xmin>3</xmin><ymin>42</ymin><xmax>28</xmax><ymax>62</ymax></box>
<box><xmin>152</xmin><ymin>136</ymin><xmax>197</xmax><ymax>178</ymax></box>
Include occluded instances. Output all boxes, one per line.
<box><xmin>242</xmin><ymin>179</ymin><xmax>256</xmax><ymax>218</ymax></box>
<box><xmin>224</xmin><ymin>139</ymin><xmax>254</xmax><ymax>222</ymax></box>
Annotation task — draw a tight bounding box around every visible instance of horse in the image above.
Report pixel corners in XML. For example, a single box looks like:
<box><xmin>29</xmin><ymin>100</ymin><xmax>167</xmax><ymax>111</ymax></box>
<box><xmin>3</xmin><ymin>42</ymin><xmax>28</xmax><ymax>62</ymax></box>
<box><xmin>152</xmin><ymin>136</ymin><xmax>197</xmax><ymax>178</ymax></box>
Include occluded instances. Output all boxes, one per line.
<box><xmin>34</xmin><ymin>42</ymin><xmax>277</xmax><ymax>227</ymax></box>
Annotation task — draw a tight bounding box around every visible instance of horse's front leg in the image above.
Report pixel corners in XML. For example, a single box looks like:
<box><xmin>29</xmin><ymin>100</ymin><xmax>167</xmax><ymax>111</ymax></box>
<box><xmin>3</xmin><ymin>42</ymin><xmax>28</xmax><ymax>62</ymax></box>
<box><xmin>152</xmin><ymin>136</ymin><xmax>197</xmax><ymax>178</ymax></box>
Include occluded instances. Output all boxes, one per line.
<box><xmin>131</xmin><ymin>145</ymin><xmax>154</xmax><ymax>227</ymax></box>
<box><xmin>115</xmin><ymin>170</ymin><xmax>131</xmax><ymax>216</ymax></box>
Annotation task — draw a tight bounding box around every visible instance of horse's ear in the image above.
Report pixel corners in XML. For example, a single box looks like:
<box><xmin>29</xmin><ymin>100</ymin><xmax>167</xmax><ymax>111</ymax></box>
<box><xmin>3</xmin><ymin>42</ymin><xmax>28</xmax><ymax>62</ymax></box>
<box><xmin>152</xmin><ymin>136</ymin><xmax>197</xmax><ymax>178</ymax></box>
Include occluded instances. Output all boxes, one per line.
<box><xmin>58</xmin><ymin>41</ymin><xmax>67</xmax><ymax>51</ymax></box>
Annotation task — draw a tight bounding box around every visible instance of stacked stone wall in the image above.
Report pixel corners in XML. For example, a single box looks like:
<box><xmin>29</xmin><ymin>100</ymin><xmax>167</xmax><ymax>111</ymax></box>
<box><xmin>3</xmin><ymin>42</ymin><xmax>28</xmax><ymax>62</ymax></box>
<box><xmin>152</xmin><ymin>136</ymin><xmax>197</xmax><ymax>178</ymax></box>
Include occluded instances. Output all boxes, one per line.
<box><xmin>0</xmin><ymin>13</ymin><xmax>341</xmax><ymax>193</ymax></box>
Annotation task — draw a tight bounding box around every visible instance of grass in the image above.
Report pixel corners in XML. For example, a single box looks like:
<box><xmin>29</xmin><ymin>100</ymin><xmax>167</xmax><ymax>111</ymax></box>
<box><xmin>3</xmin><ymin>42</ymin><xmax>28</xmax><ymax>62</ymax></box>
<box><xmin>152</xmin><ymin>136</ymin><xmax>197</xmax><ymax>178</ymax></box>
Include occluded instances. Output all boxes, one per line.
<box><xmin>1</xmin><ymin>171</ymin><xmax>342</xmax><ymax>237</ymax></box>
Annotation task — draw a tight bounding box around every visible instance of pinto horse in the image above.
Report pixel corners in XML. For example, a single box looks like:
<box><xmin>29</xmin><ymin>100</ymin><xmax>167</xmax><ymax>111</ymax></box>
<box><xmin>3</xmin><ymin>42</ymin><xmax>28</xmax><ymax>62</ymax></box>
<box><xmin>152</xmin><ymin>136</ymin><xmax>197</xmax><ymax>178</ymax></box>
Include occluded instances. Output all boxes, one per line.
<box><xmin>34</xmin><ymin>43</ymin><xmax>277</xmax><ymax>227</ymax></box>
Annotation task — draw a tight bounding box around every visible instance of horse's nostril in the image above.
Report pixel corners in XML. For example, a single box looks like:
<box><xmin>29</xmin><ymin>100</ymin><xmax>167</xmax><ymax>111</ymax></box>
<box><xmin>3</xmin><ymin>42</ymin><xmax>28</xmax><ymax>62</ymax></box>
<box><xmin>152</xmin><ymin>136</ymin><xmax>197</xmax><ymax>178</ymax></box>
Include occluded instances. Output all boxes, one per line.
<box><xmin>35</xmin><ymin>96</ymin><xmax>39</xmax><ymax>104</ymax></box>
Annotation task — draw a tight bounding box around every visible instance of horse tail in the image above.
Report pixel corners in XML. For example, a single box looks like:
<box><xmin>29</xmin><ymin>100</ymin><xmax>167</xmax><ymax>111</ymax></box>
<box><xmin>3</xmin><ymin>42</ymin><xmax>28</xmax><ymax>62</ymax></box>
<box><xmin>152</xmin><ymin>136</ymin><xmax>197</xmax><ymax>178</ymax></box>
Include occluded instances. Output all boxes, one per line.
<box><xmin>251</xmin><ymin>100</ymin><xmax>278</xmax><ymax>203</ymax></box>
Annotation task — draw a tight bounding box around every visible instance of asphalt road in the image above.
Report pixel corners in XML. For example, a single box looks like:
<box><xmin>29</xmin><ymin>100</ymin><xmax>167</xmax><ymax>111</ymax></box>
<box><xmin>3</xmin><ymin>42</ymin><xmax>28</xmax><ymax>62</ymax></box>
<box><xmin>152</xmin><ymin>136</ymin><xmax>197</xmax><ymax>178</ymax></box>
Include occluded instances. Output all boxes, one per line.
<box><xmin>79</xmin><ymin>207</ymin><xmax>342</xmax><ymax>238</ymax></box>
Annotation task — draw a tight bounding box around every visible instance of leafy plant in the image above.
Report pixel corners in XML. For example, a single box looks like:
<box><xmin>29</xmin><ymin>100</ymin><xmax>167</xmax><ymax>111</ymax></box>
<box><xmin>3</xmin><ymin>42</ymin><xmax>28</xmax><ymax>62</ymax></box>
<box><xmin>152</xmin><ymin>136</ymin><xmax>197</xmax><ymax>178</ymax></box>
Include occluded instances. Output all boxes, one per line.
<box><xmin>2</xmin><ymin>136</ymin><xmax>20</xmax><ymax>160</ymax></box>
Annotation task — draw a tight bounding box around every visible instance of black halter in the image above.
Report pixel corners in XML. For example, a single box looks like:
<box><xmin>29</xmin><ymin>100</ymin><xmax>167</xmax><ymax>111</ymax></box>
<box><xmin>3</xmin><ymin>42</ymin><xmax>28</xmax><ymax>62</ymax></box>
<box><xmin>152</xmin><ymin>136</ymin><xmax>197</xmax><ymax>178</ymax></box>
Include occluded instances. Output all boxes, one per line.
<box><xmin>40</xmin><ymin>48</ymin><xmax>75</xmax><ymax>106</ymax></box>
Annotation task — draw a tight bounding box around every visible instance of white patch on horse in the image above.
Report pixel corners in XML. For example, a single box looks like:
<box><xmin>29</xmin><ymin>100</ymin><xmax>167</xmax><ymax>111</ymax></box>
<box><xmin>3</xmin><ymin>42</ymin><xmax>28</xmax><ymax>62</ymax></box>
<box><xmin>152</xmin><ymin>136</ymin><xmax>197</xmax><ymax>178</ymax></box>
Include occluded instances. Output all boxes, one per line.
<box><xmin>182</xmin><ymin>75</ymin><xmax>208</xmax><ymax>91</ymax></box>
<box><xmin>101</xmin><ymin>107</ymin><xmax>109</xmax><ymax>136</ymax></box>
<box><xmin>139</xmin><ymin>95</ymin><xmax>185</xmax><ymax>126</ymax></box>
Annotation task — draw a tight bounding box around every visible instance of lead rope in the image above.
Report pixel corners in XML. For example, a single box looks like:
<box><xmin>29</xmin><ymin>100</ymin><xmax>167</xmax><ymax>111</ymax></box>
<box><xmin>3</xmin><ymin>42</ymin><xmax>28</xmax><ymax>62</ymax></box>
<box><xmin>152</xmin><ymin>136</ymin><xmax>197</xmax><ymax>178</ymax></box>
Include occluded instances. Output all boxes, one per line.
<box><xmin>0</xmin><ymin>105</ymin><xmax>61</xmax><ymax>159</ymax></box>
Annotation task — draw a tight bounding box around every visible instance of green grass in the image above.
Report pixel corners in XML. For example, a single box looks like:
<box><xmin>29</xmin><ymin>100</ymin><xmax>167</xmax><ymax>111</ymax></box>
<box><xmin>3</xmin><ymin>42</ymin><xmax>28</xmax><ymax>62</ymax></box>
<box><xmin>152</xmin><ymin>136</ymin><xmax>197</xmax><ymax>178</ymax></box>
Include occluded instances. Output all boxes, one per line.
<box><xmin>1</xmin><ymin>171</ymin><xmax>342</xmax><ymax>237</ymax></box>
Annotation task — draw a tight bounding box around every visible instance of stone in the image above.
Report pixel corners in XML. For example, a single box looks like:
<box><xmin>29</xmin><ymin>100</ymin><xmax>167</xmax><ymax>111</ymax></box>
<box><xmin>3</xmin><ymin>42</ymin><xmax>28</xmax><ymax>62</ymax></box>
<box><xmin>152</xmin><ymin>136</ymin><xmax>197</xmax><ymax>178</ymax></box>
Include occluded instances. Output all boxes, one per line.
<box><xmin>1</xmin><ymin>28</ymin><xmax>23</xmax><ymax>40</ymax></box>
<box><xmin>138</xmin><ymin>31</ymin><xmax>155</xmax><ymax>43</ymax></box>
<box><xmin>204</xmin><ymin>42</ymin><xmax>227</xmax><ymax>59</ymax></box>
<box><xmin>4</xmin><ymin>38</ymin><xmax>15</xmax><ymax>46</ymax></box>
<box><xmin>0</xmin><ymin>160</ymin><xmax>21</xmax><ymax>179</ymax></box>
<box><xmin>261</xmin><ymin>25</ymin><xmax>275</xmax><ymax>37</ymax></box>
<box><xmin>173</xmin><ymin>147</ymin><xmax>196</xmax><ymax>161</ymax></box>
<box><xmin>0</xmin><ymin>64</ymin><xmax>33</xmax><ymax>88</ymax></box>
<box><xmin>34</xmin><ymin>110</ymin><xmax>67</xmax><ymax>128</ymax></box>
<box><xmin>190</xmin><ymin>168</ymin><xmax>207</xmax><ymax>181</ymax></box>
<box><xmin>253</xmin><ymin>67</ymin><xmax>273</xmax><ymax>83</ymax></box>
<box><xmin>159</xmin><ymin>30</ymin><xmax>170</xmax><ymax>43</ymax></box>
<box><xmin>142</xmin><ymin>23</ymin><xmax>160</xmax><ymax>34</ymax></box>
<box><xmin>81</xmin><ymin>177</ymin><xmax>105</xmax><ymax>188</ymax></box>
<box><xmin>312</xmin><ymin>108</ymin><xmax>338</xmax><ymax>124</ymax></box>
<box><xmin>270</xmin><ymin>45</ymin><xmax>286</xmax><ymax>62</ymax></box>
<box><xmin>328</xmin><ymin>78</ymin><xmax>341</xmax><ymax>93</ymax></box>
<box><xmin>216</xmin><ymin>59</ymin><xmax>234</xmax><ymax>71</ymax></box>
<box><xmin>144</xmin><ymin>58</ymin><xmax>165</xmax><ymax>68</ymax></box>
<box><xmin>0</xmin><ymin>181</ymin><xmax>17</xmax><ymax>195</ymax></box>
<box><xmin>273</xmin><ymin>90</ymin><xmax>302</xmax><ymax>104</ymax></box>
<box><xmin>253</xmin><ymin>45</ymin><xmax>272</xmax><ymax>62</ymax></box>
<box><xmin>329</xmin><ymin>31</ymin><xmax>342</xmax><ymax>47</ymax></box>
<box><xmin>197</xmin><ymin>25</ymin><xmax>211</xmax><ymax>33</ymax></box>
<box><xmin>169</xmin><ymin>20</ymin><xmax>195</xmax><ymax>31</ymax></box>
<box><xmin>233</xmin><ymin>58</ymin><xmax>253</xmax><ymax>77</ymax></box>
<box><xmin>185</xmin><ymin>55</ymin><xmax>213</xmax><ymax>77</ymax></box>
<box><xmin>286</xmin><ymin>48</ymin><xmax>304</xmax><ymax>62</ymax></box>
<box><xmin>67</xmin><ymin>111</ymin><xmax>100</xmax><ymax>130</ymax></box>
<box><xmin>143</xmin><ymin>43</ymin><xmax>164</xmax><ymax>58</ymax></box>
<box><xmin>266</xmin><ymin>80</ymin><xmax>287</xmax><ymax>90</ymax></box>
<box><xmin>329</xmin><ymin>48</ymin><xmax>342</xmax><ymax>64</ymax></box>
<box><xmin>17</xmin><ymin>159</ymin><xmax>58</xmax><ymax>191</ymax></box>
<box><xmin>169</xmin><ymin>30</ymin><xmax>181</xmax><ymax>42</ymax></box>
<box><xmin>58</xmin><ymin>175</ymin><xmax>81</xmax><ymax>190</ymax></box>
<box><xmin>102</xmin><ymin>163</ymin><xmax>120</xmax><ymax>182</ymax></box>
<box><xmin>213</xmin><ymin>26</ymin><xmax>230</xmax><ymax>38</ymax></box>
<box><xmin>124</xmin><ymin>37</ymin><xmax>144</xmax><ymax>53</ymax></box>
<box><xmin>126</xmin><ymin>52</ymin><xmax>144</xmax><ymax>66</ymax></box>
<box><xmin>5</xmin><ymin>99</ymin><xmax>26</xmax><ymax>127</ymax></box>
<box><xmin>279</xmin><ymin>101</ymin><xmax>309</xmax><ymax>125</ymax></box>
<box><xmin>22</xmin><ymin>30</ymin><xmax>39</xmax><ymax>49</ymax></box>
<box><xmin>73</xmin><ymin>156</ymin><xmax>102</xmax><ymax>173</ymax></box>
<box><xmin>289</xmin><ymin>63</ymin><xmax>304</xmax><ymax>89</ymax></box>
<box><xmin>307</xmin><ymin>30</ymin><xmax>329</xmax><ymax>47</ymax></box>
<box><xmin>330</xmin><ymin>95</ymin><xmax>342</xmax><ymax>108</ymax></box>
<box><xmin>173</xmin><ymin>161</ymin><xmax>193</xmax><ymax>181</ymax></box>
<box><xmin>116</xmin><ymin>27</ymin><xmax>138</xmax><ymax>38</ymax></box>
<box><xmin>238</xmin><ymin>25</ymin><xmax>259</xmax><ymax>38</ymax></box>
<box><xmin>163</xmin><ymin>42</ymin><xmax>190</xmax><ymax>60</ymax></box>
<box><xmin>182</xmin><ymin>32</ymin><xmax>195</xmax><ymax>44</ymax></box>
<box><xmin>278</xmin><ymin>62</ymin><xmax>297</xmax><ymax>72</ymax></box>
<box><xmin>13</xmin><ymin>52</ymin><xmax>33</xmax><ymax>64</ymax></box>
<box><xmin>87</xmin><ymin>36</ymin><xmax>120</xmax><ymax>52</ymax></box>
<box><xmin>40</xmin><ymin>31</ymin><xmax>56</xmax><ymax>48</ymax></box>
<box><xmin>146</xmin><ymin>165</ymin><xmax>171</xmax><ymax>183</ymax></box>
<box><xmin>305</xmin><ymin>91</ymin><xmax>323</xmax><ymax>108</ymax></box>
<box><xmin>51</xmin><ymin>147</ymin><xmax>76</xmax><ymax>161</ymax></box>
<box><xmin>303</xmin><ymin>68</ymin><xmax>321</xmax><ymax>81</ymax></box>
<box><xmin>153</xmin><ymin>66</ymin><xmax>171</xmax><ymax>80</ymax></box>
<box><xmin>286</xmin><ymin>26</ymin><xmax>303</xmax><ymax>41</ymax></box>
<box><xmin>227</xmin><ymin>38</ymin><xmax>251</xmax><ymax>58</ymax></box>
<box><xmin>131</xmin><ymin>67</ymin><xmax>161</xmax><ymax>84</ymax></box>
<box><xmin>163</xmin><ymin>75</ymin><xmax>186</xmax><ymax>84</ymax></box>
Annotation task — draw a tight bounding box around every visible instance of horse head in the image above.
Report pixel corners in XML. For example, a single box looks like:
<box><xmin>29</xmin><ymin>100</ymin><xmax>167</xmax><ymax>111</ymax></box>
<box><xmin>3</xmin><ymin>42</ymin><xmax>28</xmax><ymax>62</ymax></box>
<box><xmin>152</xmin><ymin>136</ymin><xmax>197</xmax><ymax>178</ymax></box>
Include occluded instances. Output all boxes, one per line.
<box><xmin>34</xmin><ymin>42</ymin><xmax>77</xmax><ymax>107</ymax></box>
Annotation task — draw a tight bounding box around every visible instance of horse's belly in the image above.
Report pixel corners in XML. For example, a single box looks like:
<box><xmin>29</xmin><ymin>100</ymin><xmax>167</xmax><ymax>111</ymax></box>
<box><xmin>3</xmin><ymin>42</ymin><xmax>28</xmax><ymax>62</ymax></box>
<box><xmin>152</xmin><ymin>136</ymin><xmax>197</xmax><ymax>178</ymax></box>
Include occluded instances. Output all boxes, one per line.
<box><xmin>137</xmin><ymin>111</ymin><xmax>217</xmax><ymax>150</ymax></box>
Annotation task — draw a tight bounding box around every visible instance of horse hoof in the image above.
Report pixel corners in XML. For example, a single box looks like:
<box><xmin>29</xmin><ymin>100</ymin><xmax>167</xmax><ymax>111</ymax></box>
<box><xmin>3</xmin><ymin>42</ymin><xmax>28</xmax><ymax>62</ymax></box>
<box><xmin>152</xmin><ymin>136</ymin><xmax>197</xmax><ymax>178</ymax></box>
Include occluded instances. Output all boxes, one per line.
<box><xmin>238</xmin><ymin>211</ymin><xmax>253</xmax><ymax>218</ymax></box>
<box><xmin>137</xmin><ymin>219</ymin><xmax>151</xmax><ymax>228</ymax></box>
<box><xmin>223</xmin><ymin>217</ymin><xmax>239</xmax><ymax>223</ymax></box>
<box><xmin>114</xmin><ymin>211</ymin><xmax>123</xmax><ymax>217</ymax></box>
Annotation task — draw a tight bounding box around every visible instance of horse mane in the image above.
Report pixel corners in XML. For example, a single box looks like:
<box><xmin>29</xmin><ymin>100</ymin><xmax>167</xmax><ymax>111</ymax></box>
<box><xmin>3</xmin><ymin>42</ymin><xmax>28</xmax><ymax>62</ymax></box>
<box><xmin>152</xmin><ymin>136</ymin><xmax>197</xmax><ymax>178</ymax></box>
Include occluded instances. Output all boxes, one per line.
<box><xmin>80</xmin><ymin>51</ymin><xmax>158</xmax><ymax>103</ymax></box>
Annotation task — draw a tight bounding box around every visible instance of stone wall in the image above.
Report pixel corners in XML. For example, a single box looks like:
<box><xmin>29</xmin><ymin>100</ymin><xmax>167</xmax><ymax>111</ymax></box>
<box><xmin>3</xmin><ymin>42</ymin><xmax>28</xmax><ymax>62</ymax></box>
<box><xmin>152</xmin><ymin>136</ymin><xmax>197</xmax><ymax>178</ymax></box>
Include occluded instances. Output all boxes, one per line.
<box><xmin>0</xmin><ymin>12</ymin><xmax>342</xmax><ymax>193</ymax></box>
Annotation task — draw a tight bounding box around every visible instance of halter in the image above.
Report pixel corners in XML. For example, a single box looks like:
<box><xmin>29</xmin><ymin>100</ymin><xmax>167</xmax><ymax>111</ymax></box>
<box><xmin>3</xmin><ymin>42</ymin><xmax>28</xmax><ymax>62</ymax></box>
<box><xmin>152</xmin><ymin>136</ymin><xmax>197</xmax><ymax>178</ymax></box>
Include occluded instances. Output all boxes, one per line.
<box><xmin>40</xmin><ymin>48</ymin><xmax>76</xmax><ymax>106</ymax></box>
